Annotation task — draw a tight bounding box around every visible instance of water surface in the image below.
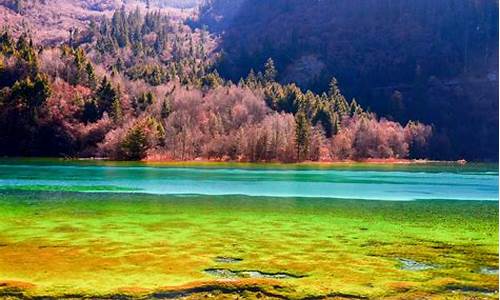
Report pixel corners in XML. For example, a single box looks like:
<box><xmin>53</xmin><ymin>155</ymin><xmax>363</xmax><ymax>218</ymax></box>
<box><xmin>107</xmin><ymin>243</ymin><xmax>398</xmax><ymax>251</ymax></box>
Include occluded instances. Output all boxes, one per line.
<box><xmin>0</xmin><ymin>160</ymin><xmax>497</xmax><ymax>299</ymax></box>
<box><xmin>0</xmin><ymin>160</ymin><xmax>497</xmax><ymax>201</ymax></box>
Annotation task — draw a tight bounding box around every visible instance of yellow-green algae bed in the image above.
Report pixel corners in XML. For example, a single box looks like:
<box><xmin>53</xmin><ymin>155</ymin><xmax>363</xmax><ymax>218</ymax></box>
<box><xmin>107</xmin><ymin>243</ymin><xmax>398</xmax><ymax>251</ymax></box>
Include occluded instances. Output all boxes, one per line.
<box><xmin>0</xmin><ymin>160</ymin><xmax>497</xmax><ymax>299</ymax></box>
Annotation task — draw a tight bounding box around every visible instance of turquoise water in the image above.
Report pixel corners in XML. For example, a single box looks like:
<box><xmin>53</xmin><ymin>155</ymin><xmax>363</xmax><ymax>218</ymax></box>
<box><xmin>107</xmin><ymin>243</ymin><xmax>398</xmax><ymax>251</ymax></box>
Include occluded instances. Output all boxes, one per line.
<box><xmin>0</xmin><ymin>159</ymin><xmax>497</xmax><ymax>298</ymax></box>
<box><xmin>0</xmin><ymin>160</ymin><xmax>497</xmax><ymax>201</ymax></box>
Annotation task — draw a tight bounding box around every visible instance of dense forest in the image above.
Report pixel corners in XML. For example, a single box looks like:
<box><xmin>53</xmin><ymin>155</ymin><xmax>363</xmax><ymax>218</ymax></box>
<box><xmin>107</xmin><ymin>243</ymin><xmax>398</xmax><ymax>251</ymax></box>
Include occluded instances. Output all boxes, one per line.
<box><xmin>0</xmin><ymin>5</ymin><xmax>431</xmax><ymax>162</ymax></box>
<box><xmin>1</xmin><ymin>0</ymin><xmax>496</xmax><ymax>161</ymax></box>
<box><xmin>196</xmin><ymin>0</ymin><xmax>499</xmax><ymax>161</ymax></box>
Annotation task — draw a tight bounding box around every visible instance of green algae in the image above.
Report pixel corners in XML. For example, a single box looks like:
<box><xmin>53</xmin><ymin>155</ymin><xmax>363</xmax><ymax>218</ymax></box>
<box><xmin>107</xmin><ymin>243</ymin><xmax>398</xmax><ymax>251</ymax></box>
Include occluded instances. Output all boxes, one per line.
<box><xmin>0</xmin><ymin>191</ymin><xmax>497</xmax><ymax>299</ymax></box>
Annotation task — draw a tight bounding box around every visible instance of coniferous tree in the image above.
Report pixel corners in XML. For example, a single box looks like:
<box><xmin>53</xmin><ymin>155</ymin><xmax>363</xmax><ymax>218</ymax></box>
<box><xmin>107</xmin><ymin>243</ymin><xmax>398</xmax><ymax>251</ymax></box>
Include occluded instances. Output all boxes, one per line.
<box><xmin>264</xmin><ymin>58</ymin><xmax>277</xmax><ymax>83</ymax></box>
<box><xmin>0</xmin><ymin>31</ymin><xmax>15</xmax><ymax>56</ymax></box>
<box><xmin>121</xmin><ymin>124</ymin><xmax>148</xmax><ymax>160</ymax></box>
<box><xmin>85</xmin><ymin>62</ymin><xmax>96</xmax><ymax>89</ymax></box>
<box><xmin>96</xmin><ymin>77</ymin><xmax>119</xmax><ymax>116</ymax></box>
<box><xmin>72</xmin><ymin>48</ymin><xmax>87</xmax><ymax>85</ymax></box>
<box><xmin>81</xmin><ymin>100</ymin><xmax>99</xmax><ymax>123</ymax></box>
<box><xmin>32</xmin><ymin>73</ymin><xmax>51</xmax><ymax>109</ymax></box>
<box><xmin>111</xmin><ymin>97</ymin><xmax>123</xmax><ymax>123</ymax></box>
<box><xmin>246</xmin><ymin>69</ymin><xmax>258</xmax><ymax>88</ymax></box>
<box><xmin>350</xmin><ymin>99</ymin><xmax>363</xmax><ymax>116</ymax></box>
<box><xmin>328</xmin><ymin>77</ymin><xmax>349</xmax><ymax>116</ymax></box>
<box><xmin>202</xmin><ymin>70</ymin><xmax>223</xmax><ymax>89</ymax></box>
<box><xmin>133</xmin><ymin>91</ymin><xmax>155</xmax><ymax>113</ymax></box>
<box><xmin>295</xmin><ymin>110</ymin><xmax>311</xmax><ymax>161</ymax></box>
<box><xmin>15</xmin><ymin>34</ymin><xmax>38</xmax><ymax>74</ymax></box>
<box><xmin>12</xmin><ymin>73</ymin><xmax>51</xmax><ymax>114</ymax></box>
<box><xmin>111</xmin><ymin>7</ymin><xmax>129</xmax><ymax>48</ymax></box>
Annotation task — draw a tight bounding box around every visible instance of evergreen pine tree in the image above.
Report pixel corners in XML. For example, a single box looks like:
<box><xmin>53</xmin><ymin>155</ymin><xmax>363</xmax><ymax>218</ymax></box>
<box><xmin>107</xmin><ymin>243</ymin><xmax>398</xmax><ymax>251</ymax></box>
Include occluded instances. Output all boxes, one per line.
<box><xmin>85</xmin><ymin>62</ymin><xmax>96</xmax><ymax>89</ymax></box>
<box><xmin>121</xmin><ymin>125</ymin><xmax>148</xmax><ymax>160</ymax></box>
<box><xmin>295</xmin><ymin>110</ymin><xmax>311</xmax><ymax>161</ymax></box>
<box><xmin>82</xmin><ymin>100</ymin><xmax>99</xmax><ymax>123</ymax></box>
<box><xmin>96</xmin><ymin>77</ymin><xmax>119</xmax><ymax>116</ymax></box>
<box><xmin>246</xmin><ymin>69</ymin><xmax>258</xmax><ymax>88</ymax></box>
<box><xmin>328</xmin><ymin>77</ymin><xmax>349</xmax><ymax>116</ymax></box>
<box><xmin>111</xmin><ymin>97</ymin><xmax>123</xmax><ymax>123</ymax></box>
<box><xmin>264</xmin><ymin>58</ymin><xmax>277</xmax><ymax>83</ymax></box>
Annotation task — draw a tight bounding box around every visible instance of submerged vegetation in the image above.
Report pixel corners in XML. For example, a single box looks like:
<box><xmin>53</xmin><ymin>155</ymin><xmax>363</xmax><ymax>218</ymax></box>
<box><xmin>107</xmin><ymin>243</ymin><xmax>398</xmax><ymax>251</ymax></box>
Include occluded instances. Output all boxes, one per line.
<box><xmin>0</xmin><ymin>8</ymin><xmax>432</xmax><ymax>161</ymax></box>
<box><xmin>0</xmin><ymin>190</ymin><xmax>497</xmax><ymax>299</ymax></box>
<box><xmin>0</xmin><ymin>160</ymin><xmax>497</xmax><ymax>298</ymax></box>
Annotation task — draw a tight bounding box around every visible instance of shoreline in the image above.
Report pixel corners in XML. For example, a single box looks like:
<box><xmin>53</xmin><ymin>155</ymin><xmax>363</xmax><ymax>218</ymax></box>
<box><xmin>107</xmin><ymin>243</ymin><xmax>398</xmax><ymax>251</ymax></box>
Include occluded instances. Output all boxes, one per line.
<box><xmin>0</xmin><ymin>157</ymin><xmax>494</xmax><ymax>169</ymax></box>
<box><xmin>110</xmin><ymin>157</ymin><xmax>485</xmax><ymax>168</ymax></box>
<box><xmin>143</xmin><ymin>158</ymin><xmax>440</xmax><ymax>165</ymax></box>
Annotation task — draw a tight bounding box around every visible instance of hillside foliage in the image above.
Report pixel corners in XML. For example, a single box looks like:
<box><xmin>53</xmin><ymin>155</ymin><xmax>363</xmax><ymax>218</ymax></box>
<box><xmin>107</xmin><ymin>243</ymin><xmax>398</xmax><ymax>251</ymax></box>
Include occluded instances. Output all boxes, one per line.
<box><xmin>196</xmin><ymin>0</ymin><xmax>498</xmax><ymax>160</ymax></box>
<box><xmin>0</xmin><ymin>18</ymin><xmax>431</xmax><ymax>161</ymax></box>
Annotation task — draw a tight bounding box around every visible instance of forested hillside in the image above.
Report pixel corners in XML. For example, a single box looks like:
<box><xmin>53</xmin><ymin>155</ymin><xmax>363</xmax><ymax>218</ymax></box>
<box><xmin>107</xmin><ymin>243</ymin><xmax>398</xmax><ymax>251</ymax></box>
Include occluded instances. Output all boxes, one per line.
<box><xmin>0</xmin><ymin>0</ymin><xmax>193</xmax><ymax>45</ymax></box>
<box><xmin>196</xmin><ymin>0</ymin><xmax>499</xmax><ymax>160</ymax></box>
<box><xmin>0</xmin><ymin>0</ymin><xmax>496</xmax><ymax>161</ymax></box>
<box><xmin>0</xmin><ymin>4</ymin><xmax>431</xmax><ymax>161</ymax></box>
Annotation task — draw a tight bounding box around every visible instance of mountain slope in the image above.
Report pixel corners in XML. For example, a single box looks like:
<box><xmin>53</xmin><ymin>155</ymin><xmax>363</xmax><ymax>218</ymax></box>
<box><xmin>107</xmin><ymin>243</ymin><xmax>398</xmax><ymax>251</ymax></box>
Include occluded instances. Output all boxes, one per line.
<box><xmin>197</xmin><ymin>0</ymin><xmax>499</xmax><ymax>160</ymax></box>
<box><xmin>0</xmin><ymin>0</ymin><xmax>192</xmax><ymax>45</ymax></box>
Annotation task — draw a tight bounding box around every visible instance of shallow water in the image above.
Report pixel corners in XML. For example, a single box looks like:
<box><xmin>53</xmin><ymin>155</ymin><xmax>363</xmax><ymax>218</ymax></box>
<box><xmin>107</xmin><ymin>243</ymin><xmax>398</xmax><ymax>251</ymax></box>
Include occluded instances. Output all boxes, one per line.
<box><xmin>0</xmin><ymin>160</ymin><xmax>497</xmax><ymax>299</ymax></box>
<box><xmin>0</xmin><ymin>160</ymin><xmax>497</xmax><ymax>201</ymax></box>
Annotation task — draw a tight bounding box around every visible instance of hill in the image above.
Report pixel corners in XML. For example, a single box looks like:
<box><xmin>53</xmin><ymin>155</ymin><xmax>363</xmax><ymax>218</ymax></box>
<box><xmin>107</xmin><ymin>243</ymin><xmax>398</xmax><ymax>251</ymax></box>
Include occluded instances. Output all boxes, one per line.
<box><xmin>196</xmin><ymin>0</ymin><xmax>499</xmax><ymax>160</ymax></box>
<box><xmin>0</xmin><ymin>7</ymin><xmax>431</xmax><ymax>161</ymax></box>
<box><xmin>0</xmin><ymin>0</ymin><xmax>192</xmax><ymax>45</ymax></box>
<box><xmin>0</xmin><ymin>0</ymin><xmax>496</xmax><ymax>161</ymax></box>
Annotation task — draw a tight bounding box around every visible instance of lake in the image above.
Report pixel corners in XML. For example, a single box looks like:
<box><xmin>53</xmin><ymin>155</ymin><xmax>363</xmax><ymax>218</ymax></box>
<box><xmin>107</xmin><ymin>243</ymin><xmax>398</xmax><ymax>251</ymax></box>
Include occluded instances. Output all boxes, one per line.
<box><xmin>0</xmin><ymin>159</ymin><xmax>498</xmax><ymax>299</ymax></box>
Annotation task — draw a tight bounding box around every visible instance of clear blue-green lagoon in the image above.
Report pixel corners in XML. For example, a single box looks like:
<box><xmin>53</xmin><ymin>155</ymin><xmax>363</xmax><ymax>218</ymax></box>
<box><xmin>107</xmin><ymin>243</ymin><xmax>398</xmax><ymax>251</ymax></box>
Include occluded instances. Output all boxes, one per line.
<box><xmin>0</xmin><ymin>159</ymin><xmax>498</xmax><ymax>299</ymax></box>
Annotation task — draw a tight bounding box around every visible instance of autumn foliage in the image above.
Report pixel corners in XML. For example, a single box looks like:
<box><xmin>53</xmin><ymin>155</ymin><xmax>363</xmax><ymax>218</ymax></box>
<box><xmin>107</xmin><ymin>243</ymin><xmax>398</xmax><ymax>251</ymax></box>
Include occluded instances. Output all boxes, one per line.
<box><xmin>0</xmin><ymin>11</ymin><xmax>432</xmax><ymax>162</ymax></box>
